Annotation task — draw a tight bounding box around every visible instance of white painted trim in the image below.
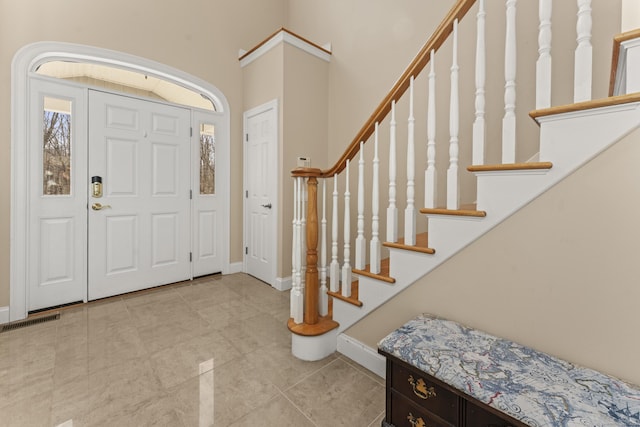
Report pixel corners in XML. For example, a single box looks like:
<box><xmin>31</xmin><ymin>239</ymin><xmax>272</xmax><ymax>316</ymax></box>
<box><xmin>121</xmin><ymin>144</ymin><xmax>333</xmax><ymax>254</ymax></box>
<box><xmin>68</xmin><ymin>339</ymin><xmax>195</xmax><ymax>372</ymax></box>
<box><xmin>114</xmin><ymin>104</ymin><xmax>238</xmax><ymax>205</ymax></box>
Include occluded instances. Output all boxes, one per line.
<box><xmin>228</xmin><ymin>261</ymin><xmax>244</xmax><ymax>275</ymax></box>
<box><xmin>274</xmin><ymin>276</ymin><xmax>292</xmax><ymax>291</ymax></box>
<box><xmin>0</xmin><ymin>307</ymin><xmax>9</xmax><ymax>325</ymax></box>
<box><xmin>337</xmin><ymin>334</ymin><xmax>386</xmax><ymax>379</ymax></box>
<box><xmin>243</xmin><ymin>99</ymin><xmax>279</xmax><ymax>287</ymax></box>
<box><xmin>11</xmin><ymin>42</ymin><xmax>232</xmax><ymax>321</ymax></box>
<box><xmin>292</xmin><ymin>328</ymin><xmax>338</xmax><ymax>361</ymax></box>
<box><xmin>239</xmin><ymin>30</ymin><xmax>331</xmax><ymax>68</ymax></box>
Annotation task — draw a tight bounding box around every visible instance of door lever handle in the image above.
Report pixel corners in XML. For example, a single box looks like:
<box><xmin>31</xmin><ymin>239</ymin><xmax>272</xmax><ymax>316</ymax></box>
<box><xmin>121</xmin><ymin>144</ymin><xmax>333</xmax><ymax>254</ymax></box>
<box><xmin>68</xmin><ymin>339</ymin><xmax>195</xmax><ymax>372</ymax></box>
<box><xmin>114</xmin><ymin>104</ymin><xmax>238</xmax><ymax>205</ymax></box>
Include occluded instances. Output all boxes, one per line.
<box><xmin>91</xmin><ymin>203</ymin><xmax>111</xmax><ymax>211</ymax></box>
<box><xmin>261</xmin><ymin>203</ymin><xmax>272</xmax><ymax>209</ymax></box>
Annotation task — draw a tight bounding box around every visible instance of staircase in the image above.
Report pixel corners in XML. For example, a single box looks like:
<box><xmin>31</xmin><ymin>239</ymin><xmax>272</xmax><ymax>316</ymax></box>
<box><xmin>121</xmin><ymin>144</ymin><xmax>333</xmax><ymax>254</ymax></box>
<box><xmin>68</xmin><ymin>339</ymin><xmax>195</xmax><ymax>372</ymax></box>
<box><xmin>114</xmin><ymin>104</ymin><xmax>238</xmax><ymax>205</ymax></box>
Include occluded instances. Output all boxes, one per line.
<box><xmin>287</xmin><ymin>0</ymin><xmax>640</xmax><ymax>373</ymax></box>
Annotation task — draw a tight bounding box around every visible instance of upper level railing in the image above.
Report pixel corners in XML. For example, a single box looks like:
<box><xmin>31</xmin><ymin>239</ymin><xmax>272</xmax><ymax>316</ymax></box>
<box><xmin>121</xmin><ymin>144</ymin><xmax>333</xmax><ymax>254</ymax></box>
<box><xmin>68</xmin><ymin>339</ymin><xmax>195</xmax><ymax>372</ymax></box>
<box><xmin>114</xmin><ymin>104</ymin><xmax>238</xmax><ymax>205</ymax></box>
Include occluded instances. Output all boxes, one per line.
<box><xmin>289</xmin><ymin>0</ymin><xmax>602</xmax><ymax>336</ymax></box>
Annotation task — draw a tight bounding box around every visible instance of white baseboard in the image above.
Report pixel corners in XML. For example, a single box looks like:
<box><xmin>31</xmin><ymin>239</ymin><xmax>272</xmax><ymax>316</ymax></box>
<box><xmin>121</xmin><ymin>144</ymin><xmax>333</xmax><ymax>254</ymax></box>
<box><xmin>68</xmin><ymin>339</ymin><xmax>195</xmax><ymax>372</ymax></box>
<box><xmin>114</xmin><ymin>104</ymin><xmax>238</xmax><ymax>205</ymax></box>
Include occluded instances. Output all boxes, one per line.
<box><xmin>337</xmin><ymin>333</ymin><xmax>386</xmax><ymax>379</ymax></box>
<box><xmin>0</xmin><ymin>306</ymin><xmax>9</xmax><ymax>325</ymax></box>
<box><xmin>228</xmin><ymin>261</ymin><xmax>243</xmax><ymax>274</ymax></box>
<box><xmin>274</xmin><ymin>276</ymin><xmax>292</xmax><ymax>291</ymax></box>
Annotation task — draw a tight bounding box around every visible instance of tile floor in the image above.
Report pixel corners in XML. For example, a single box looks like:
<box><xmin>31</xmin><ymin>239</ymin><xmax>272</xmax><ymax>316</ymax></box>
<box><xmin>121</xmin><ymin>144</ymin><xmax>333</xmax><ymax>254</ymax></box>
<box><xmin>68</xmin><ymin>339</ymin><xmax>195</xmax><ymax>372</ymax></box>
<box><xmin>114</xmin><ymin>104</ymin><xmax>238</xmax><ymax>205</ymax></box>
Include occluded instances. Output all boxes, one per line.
<box><xmin>0</xmin><ymin>273</ymin><xmax>386</xmax><ymax>427</ymax></box>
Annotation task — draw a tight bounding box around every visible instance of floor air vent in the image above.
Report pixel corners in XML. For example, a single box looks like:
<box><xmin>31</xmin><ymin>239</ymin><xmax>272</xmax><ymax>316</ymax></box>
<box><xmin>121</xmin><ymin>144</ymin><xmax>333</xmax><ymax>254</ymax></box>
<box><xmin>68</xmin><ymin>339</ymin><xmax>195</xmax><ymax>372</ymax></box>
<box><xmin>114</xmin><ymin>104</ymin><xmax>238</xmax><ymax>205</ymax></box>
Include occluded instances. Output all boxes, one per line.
<box><xmin>1</xmin><ymin>313</ymin><xmax>60</xmax><ymax>333</ymax></box>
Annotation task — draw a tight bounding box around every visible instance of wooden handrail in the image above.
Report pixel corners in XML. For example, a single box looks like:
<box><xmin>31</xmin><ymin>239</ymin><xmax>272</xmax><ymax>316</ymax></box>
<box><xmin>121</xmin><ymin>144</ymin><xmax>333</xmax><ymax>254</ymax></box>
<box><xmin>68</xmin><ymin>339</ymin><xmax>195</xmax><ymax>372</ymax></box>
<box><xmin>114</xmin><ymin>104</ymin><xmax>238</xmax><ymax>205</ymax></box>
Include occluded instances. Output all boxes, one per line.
<box><xmin>291</xmin><ymin>0</ymin><xmax>477</xmax><ymax>179</ymax></box>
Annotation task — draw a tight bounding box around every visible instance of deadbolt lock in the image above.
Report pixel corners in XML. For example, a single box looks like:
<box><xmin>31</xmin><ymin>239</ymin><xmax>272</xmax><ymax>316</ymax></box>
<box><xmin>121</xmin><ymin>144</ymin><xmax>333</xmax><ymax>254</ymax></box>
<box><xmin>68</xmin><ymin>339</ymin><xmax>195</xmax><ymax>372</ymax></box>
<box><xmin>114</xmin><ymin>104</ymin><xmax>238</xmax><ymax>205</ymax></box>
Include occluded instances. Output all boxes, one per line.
<box><xmin>91</xmin><ymin>176</ymin><xmax>103</xmax><ymax>198</ymax></box>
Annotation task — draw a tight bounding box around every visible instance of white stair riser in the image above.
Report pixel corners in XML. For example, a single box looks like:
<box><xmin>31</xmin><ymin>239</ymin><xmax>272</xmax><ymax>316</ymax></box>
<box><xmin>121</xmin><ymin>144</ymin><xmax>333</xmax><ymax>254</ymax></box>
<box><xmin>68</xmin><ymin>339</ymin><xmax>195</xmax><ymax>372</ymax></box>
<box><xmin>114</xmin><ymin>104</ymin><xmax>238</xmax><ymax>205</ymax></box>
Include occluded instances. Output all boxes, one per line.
<box><xmin>332</xmin><ymin>297</ymin><xmax>366</xmax><ymax>333</ymax></box>
<box><xmin>539</xmin><ymin>105</ymin><xmax>640</xmax><ymax>173</ymax></box>
<box><xmin>426</xmin><ymin>217</ymin><xmax>486</xmax><ymax>256</ymax></box>
<box><xmin>476</xmin><ymin>171</ymin><xmax>550</xmax><ymax>214</ymax></box>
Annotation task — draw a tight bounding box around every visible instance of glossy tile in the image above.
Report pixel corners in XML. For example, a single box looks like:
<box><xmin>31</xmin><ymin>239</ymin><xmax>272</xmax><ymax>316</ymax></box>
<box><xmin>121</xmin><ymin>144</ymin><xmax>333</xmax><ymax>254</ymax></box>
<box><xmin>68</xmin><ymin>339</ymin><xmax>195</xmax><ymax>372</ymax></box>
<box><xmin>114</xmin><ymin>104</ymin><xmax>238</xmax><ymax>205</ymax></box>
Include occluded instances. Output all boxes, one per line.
<box><xmin>0</xmin><ymin>273</ymin><xmax>386</xmax><ymax>426</ymax></box>
<box><xmin>50</xmin><ymin>377</ymin><xmax>90</xmax><ymax>427</ymax></box>
<box><xmin>245</xmin><ymin>341</ymin><xmax>337</xmax><ymax>390</ymax></box>
<box><xmin>170</xmin><ymin>356</ymin><xmax>280</xmax><ymax>427</ymax></box>
<box><xmin>150</xmin><ymin>329</ymin><xmax>240</xmax><ymax>389</ymax></box>
<box><xmin>229</xmin><ymin>394</ymin><xmax>316</xmax><ymax>427</ymax></box>
<box><xmin>0</xmin><ymin>390</ymin><xmax>52</xmax><ymax>427</ymax></box>
<box><xmin>176</xmin><ymin>280</ymin><xmax>239</xmax><ymax>311</ymax></box>
<box><xmin>90</xmin><ymin>393</ymin><xmax>184</xmax><ymax>427</ymax></box>
<box><xmin>85</xmin><ymin>359</ymin><xmax>164</xmax><ymax>425</ymax></box>
<box><xmin>284</xmin><ymin>358</ymin><xmax>386</xmax><ymax>427</ymax></box>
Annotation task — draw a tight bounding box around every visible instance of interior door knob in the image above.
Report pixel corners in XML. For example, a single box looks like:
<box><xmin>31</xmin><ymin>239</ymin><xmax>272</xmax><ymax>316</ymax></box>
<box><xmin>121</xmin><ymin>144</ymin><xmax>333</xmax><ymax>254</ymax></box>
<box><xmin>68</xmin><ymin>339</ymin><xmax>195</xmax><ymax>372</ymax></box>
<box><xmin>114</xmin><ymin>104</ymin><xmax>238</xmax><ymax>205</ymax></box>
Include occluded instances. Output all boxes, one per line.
<box><xmin>261</xmin><ymin>203</ymin><xmax>272</xmax><ymax>209</ymax></box>
<box><xmin>91</xmin><ymin>202</ymin><xmax>111</xmax><ymax>211</ymax></box>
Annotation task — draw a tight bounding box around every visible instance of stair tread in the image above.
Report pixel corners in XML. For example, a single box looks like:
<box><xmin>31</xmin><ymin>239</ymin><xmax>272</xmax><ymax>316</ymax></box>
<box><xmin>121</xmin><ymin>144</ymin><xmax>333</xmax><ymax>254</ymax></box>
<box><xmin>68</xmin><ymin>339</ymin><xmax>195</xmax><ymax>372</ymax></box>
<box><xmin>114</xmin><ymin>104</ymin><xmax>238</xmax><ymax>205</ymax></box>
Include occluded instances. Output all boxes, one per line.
<box><xmin>467</xmin><ymin>161</ymin><xmax>553</xmax><ymax>172</ymax></box>
<box><xmin>384</xmin><ymin>232</ymin><xmax>435</xmax><ymax>254</ymax></box>
<box><xmin>352</xmin><ymin>258</ymin><xmax>396</xmax><ymax>283</ymax></box>
<box><xmin>420</xmin><ymin>203</ymin><xmax>486</xmax><ymax>217</ymax></box>
<box><xmin>530</xmin><ymin>92</ymin><xmax>640</xmax><ymax>122</ymax></box>
<box><xmin>288</xmin><ymin>315</ymin><xmax>339</xmax><ymax>337</ymax></box>
<box><xmin>327</xmin><ymin>279</ymin><xmax>363</xmax><ymax>307</ymax></box>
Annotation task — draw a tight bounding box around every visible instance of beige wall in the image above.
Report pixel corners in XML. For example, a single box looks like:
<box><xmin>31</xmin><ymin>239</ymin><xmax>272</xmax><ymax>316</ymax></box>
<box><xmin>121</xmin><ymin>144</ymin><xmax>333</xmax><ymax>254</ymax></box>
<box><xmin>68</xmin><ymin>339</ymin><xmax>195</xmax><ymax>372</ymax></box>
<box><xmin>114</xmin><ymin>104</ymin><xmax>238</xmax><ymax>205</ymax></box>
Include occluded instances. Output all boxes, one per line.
<box><xmin>242</xmin><ymin>46</ymin><xmax>285</xmax><ymax>112</ymax></box>
<box><xmin>285</xmin><ymin>0</ymin><xmax>454</xmax><ymax>167</ymax></box>
<box><xmin>0</xmin><ymin>0</ymin><xmax>287</xmax><ymax>306</ymax></box>
<box><xmin>281</xmin><ymin>43</ymin><xmax>329</xmax><ymax>277</ymax></box>
<box><xmin>242</xmin><ymin>39</ymin><xmax>329</xmax><ymax>278</ymax></box>
<box><xmin>346</xmin><ymin>127</ymin><xmax>640</xmax><ymax>386</ymax></box>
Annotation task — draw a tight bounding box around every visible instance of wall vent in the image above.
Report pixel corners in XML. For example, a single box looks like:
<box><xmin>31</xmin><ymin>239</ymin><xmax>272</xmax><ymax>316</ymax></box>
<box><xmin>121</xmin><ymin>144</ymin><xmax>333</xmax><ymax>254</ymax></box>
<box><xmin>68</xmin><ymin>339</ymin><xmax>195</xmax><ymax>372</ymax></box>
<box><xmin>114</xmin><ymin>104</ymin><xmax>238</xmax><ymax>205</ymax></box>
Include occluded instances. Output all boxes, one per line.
<box><xmin>0</xmin><ymin>313</ymin><xmax>60</xmax><ymax>333</ymax></box>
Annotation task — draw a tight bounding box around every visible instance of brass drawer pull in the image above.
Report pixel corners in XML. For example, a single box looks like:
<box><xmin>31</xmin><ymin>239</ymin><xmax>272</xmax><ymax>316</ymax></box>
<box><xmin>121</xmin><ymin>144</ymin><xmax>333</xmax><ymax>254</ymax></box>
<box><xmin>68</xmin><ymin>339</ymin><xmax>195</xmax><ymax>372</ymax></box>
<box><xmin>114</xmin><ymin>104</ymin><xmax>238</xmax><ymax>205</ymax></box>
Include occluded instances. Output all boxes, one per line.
<box><xmin>407</xmin><ymin>412</ymin><xmax>431</xmax><ymax>427</ymax></box>
<box><xmin>408</xmin><ymin>375</ymin><xmax>437</xmax><ymax>400</ymax></box>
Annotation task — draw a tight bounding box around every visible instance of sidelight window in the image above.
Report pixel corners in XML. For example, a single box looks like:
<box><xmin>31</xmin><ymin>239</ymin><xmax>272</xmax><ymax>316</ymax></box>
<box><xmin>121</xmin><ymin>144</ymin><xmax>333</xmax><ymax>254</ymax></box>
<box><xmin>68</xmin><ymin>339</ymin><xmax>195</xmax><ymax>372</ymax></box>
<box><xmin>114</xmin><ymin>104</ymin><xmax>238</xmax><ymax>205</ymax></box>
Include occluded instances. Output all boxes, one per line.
<box><xmin>43</xmin><ymin>97</ymin><xmax>72</xmax><ymax>195</ymax></box>
<box><xmin>199</xmin><ymin>123</ymin><xmax>216</xmax><ymax>195</ymax></box>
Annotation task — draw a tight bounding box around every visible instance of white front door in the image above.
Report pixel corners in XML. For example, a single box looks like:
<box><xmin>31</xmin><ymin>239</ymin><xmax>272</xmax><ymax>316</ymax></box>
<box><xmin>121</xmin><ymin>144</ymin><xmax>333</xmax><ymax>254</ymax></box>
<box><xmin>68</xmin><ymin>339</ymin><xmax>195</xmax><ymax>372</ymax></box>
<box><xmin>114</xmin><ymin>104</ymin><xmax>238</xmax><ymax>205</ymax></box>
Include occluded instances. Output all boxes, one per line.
<box><xmin>244</xmin><ymin>101</ymin><xmax>278</xmax><ymax>285</ymax></box>
<box><xmin>87</xmin><ymin>90</ymin><xmax>191</xmax><ymax>300</ymax></box>
<box><xmin>28</xmin><ymin>78</ymin><xmax>87</xmax><ymax>311</ymax></box>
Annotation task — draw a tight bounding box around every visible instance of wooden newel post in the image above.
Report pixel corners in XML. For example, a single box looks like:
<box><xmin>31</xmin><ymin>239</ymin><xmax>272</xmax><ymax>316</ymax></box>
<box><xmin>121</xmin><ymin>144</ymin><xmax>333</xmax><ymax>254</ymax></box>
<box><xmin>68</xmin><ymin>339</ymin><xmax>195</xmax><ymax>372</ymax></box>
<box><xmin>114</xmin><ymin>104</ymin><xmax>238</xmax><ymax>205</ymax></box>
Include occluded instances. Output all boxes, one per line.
<box><xmin>304</xmin><ymin>176</ymin><xmax>320</xmax><ymax>325</ymax></box>
<box><xmin>292</xmin><ymin>166</ymin><xmax>323</xmax><ymax>327</ymax></box>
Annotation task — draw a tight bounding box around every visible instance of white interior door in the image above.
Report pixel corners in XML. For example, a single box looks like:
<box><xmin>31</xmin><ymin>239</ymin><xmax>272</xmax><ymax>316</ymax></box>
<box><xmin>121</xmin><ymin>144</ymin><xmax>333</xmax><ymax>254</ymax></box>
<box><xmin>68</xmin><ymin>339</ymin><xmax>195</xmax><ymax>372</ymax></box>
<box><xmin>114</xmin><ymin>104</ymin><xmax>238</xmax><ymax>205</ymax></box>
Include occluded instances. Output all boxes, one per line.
<box><xmin>244</xmin><ymin>101</ymin><xmax>278</xmax><ymax>285</ymax></box>
<box><xmin>28</xmin><ymin>78</ymin><xmax>87</xmax><ymax>311</ymax></box>
<box><xmin>88</xmin><ymin>90</ymin><xmax>191</xmax><ymax>300</ymax></box>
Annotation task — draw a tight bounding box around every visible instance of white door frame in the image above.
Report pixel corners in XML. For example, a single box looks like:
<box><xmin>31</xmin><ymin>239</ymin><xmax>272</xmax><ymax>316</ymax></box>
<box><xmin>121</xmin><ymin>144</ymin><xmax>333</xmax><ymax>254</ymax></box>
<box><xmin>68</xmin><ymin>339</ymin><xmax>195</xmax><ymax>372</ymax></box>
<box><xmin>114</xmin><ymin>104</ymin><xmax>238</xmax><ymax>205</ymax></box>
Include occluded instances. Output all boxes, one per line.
<box><xmin>243</xmin><ymin>99</ymin><xmax>279</xmax><ymax>287</ymax></box>
<box><xmin>10</xmin><ymin>41</ymin><xmax>231</xmax><ymax>321</ymax></box>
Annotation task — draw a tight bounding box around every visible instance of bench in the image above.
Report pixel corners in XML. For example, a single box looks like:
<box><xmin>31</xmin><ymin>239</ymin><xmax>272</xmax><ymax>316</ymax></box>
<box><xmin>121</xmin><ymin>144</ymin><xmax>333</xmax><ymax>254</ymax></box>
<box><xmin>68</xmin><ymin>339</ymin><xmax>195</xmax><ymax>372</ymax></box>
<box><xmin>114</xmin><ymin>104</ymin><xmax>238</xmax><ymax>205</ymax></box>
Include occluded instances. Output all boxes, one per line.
<box><xmin>378</xmin><ymin>314</ymin><xmax>640</xmax><ymax>426</ymax></box>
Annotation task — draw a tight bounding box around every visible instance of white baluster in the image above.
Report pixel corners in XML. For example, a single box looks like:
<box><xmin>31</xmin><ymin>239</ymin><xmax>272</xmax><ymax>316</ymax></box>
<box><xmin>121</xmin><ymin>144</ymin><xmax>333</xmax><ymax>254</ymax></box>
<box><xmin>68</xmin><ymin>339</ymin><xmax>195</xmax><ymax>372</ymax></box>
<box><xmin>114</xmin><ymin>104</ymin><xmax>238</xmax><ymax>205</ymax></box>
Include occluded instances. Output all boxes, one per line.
<box><xmin>447</xmin><ymin>20</ymin><xmax>460</xmax><ymax>210</ymax></box>
<box><xmin>536</xmin><ymin>0</ymin><xmax>553</xmax><ymax>109</ymax></box>
<box><xmin>355</xmin><ymin>142</ymin><xmax>366</xmax><ymax>270</ymax></box>
<box><xmin>472</xmin><ymin>0</ymin><xmax>486</xmax><ymax>165</ymax></box>
<box><xmin>329</xmin><ymin>174</ymin><xmax>340</xmax><ymax>293</ymax></box>
<box><xmin>425</xmin><ymin>50</ymin><xmax>437</xmax><ymax>209</ymax></box>
<box><xmin>319</xmin><ymin>178</ymin><xmax>328</xmax><ymax>316</ymax></box>
<box><xmin>342</xmin><ymin>160</ymin><xmax>352</xmax><ymax>297</ymax></box>
<box><xmin>300</xmin><ymin>178</ymin><xmax>307</xmax><ymax>289</ymax></box>
<box><xmin>405</xmin><ymin>76</ymin><xmax>417</xmax><ymax>245</ymax></box>
<box><xmin>290</xmin><ymin>178</ymin><xmax>297</xmax><ymax>320</ymax></box>
<box><xmin>370</xmin><ymin>123</ymin><xmax>381</xmax><ymax>274</ymax></box>
<box><xmin>502</xmin><ymin>0</ymin><xmax>517</xmax><ymax>164</ymax></box>
<box><xmin>387</xmin><ymin>101</ymin><xmax>398</xmax><ymax>242</ymax></box>
<box><xmin>291</xmin><ymin>178</ymin><xmax>303</xmax><ymax>323</ymax></box>
<box><xmin>574</xmin><ymin>0</ymin><xmax>592</xmax><ymax>102</ymax></box>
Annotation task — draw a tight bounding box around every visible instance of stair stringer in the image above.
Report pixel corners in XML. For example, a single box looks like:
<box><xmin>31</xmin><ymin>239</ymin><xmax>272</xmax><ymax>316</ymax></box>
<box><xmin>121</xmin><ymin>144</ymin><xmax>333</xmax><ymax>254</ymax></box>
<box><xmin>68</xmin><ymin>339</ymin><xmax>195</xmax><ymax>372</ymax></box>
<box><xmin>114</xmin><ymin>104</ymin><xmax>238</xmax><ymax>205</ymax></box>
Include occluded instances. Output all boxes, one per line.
<box><xmin>334</xmin><ymin>101</ymin><xmax>640</xmax><ymax>374</ymax></box>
